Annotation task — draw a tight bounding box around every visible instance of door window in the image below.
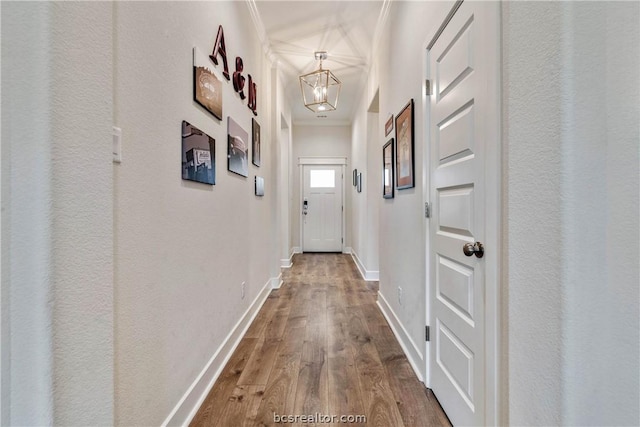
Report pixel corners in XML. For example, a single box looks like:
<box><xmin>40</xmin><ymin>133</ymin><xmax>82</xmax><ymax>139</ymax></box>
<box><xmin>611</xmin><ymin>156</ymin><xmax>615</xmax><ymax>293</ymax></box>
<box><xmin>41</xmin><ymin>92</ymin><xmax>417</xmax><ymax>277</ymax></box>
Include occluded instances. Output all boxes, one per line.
<box><xmin>309</xmin><ymin>169</ymin><xmax>335</xmax><ymax>188</ymax></box>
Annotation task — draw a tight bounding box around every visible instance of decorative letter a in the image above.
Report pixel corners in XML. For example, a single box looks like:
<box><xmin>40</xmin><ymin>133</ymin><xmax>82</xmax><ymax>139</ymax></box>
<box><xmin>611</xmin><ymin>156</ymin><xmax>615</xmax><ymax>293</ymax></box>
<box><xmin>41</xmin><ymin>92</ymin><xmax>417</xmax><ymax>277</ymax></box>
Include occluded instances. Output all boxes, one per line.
<box><xmin>209</xmin><ymin>25</ymin><xmax>230</xmax><ymax>80</ymax></box>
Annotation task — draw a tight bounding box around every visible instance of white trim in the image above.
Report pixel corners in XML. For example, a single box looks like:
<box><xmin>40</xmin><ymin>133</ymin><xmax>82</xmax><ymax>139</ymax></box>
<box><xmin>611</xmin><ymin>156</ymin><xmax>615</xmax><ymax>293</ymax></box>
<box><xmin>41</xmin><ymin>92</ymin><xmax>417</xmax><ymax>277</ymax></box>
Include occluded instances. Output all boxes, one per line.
<box><xmin>421</xmin><ymin>0</ymin><xmax>459</xmax><ymax>392</ymax></box>
<box><xmin>483</xmin><ymin>3</ymin><xmax>503</xmax><ymax>425</ymax></box>
<box><xmin>291</xmin><ymin>247</ymin><xmax>301</xmax><ymax>254</ymax></box>
<box><xmin>271</xmin><ymin>272</ymin><xmax>283</xmax><ymax>289</ymax></box>
<box><xmin>162</xmin><ymin>278</ymin><xmax>273</xmax><ymax>427</ymax></box>
<box><xmin>343</xmin><ymin>246</ymin><xmax>352</xmax><ymax>254</ymax></box>
<box><xmin>297</xmin><ymin>157</ymin><xmax>347</xmax><ymax>166</ymax></box>
<box><xmin>349</xmin><ymin>251</ymin><xmax>380</xmax><ymax>282</ymax></box>
<box><xmin>280</xmin><ymin>257</ymin><xmax>292</xmax><ymax>269</ymax></box>
<box><xmin>377</xmin><ymin>292</ymin><xmax>425</xmax><ymax>382</ymax></box>
<box><xmin>299</xmin><ymin>165</ymin><xmax>303</xmax><ymax>252</ymax></box>
<box><xmin>299</xmin><ymin>162</ymin><xmax>347</xmax><ymax>253</ymax></box>
<box><xmin>281</xmin><ymin>246</ymin><xmax>297</xmax><ymax>269</ymax></box>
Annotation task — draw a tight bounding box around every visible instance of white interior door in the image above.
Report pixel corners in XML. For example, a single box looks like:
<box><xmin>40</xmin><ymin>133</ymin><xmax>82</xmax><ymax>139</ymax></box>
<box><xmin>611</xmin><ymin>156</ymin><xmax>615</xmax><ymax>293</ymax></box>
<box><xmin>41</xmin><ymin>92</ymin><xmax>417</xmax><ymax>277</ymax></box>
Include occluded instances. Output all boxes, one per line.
<box><xmin>428</xmin><ymin>2</ymin><xmax>498</xmax><ymax>425</ymax></box>
<box><xmin>302</xmin><ymin>165</ymin><xmax>343</xmax><ymax>252</ymax></box>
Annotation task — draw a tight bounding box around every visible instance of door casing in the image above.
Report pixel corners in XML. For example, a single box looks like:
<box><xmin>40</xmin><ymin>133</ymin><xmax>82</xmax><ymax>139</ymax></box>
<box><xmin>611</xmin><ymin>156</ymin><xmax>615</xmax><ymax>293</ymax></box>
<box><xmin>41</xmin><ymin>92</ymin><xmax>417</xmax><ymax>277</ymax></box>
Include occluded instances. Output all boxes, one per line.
<box><xmin>298</xmin><ymin>157</ymin><xmax>347</xmax><ymax>253</ymax></box>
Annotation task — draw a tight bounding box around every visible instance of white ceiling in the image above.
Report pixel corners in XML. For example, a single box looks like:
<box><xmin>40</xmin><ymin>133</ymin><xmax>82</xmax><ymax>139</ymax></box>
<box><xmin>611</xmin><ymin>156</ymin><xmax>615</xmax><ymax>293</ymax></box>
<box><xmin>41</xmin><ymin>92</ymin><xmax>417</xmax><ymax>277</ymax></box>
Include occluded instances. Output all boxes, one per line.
<box><xmin>249</xmin><ymin>1</ymin><xmax>390</xmax><ymax>125</ymax></box>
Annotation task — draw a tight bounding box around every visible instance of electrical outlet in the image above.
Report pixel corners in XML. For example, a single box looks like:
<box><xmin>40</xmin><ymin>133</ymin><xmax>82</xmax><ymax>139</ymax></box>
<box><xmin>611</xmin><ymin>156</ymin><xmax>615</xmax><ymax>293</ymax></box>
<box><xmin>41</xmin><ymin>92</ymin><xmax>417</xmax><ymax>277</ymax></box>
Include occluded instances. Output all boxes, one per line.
<box><xmin>397</xmin><ymin>286</ymin><xmax>403</xmax><ymax>306</ymax></box>
<box><xmin>241</xmin><ymin>282</ymin><xmax>246</xmax><ymax>299</ymax></box>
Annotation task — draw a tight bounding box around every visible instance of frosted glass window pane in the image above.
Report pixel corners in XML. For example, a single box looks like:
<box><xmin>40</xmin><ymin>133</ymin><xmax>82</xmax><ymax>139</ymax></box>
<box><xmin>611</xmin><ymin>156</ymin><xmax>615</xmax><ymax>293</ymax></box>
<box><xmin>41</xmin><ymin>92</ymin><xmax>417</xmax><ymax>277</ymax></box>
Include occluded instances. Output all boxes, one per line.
<box><xmin>310</xmin><ymin>170</ymin><xmax>335</xmax><ymax>188</ymax></box>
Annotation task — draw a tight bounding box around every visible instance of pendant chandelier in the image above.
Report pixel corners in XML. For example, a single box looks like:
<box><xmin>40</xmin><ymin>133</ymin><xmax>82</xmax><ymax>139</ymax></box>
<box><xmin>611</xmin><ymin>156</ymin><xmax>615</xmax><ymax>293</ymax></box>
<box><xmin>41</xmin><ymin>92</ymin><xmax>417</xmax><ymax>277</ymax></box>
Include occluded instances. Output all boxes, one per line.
<box><xmin>299</xmin><ymin>51</ymin><xmax>341</xmax><ymax>113</ymax></box>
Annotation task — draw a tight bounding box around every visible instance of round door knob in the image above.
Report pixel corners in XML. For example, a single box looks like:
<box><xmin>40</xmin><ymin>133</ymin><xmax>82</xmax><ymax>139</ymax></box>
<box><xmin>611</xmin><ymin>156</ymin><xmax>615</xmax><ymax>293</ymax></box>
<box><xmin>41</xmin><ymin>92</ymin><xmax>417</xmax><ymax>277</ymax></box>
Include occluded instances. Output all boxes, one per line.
<box><xmin>463</xmin><ymin>242</ymin><xmax>484</xmax><ymax>258</ymax></box>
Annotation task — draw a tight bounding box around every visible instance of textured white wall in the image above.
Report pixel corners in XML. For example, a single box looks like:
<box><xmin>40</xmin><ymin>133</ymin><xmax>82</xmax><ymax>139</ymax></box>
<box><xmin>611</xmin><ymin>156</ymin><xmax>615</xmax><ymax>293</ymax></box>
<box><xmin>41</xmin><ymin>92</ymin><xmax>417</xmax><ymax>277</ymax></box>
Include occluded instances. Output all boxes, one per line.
<box><xmin>502</xmin><ymin>2</ymin><xmax>566</xmax><ymax>424</ymax></box>
<box><xmin>291</xmin><ymin>125</ymin><xmax>351</xmax><ymax>250</ymax></box>
<box><xmin>503</xmin><ymin>2</ymin><xmax>640</xmax><ymax>425</ymax></box>
<box><xmin>1</xmin><ymin>2</ymin><xmax>114</xmax><ymax>425</ymax></box>
<box><xmin>113</xmin><ymin>2</ymin><xmax>279</xmax><ymax>425</ymax></box>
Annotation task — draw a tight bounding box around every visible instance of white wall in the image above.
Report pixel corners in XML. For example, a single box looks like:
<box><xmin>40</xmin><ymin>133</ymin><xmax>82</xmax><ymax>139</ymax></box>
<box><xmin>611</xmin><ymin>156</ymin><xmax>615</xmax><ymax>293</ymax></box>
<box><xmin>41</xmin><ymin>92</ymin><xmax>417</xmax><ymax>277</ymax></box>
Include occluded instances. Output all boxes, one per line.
<box><xmin>113</xmin><ymin>2</ymin><xmax>284</xmax><ymax>425</ymax></box>
<box><xmin>372</xmin><ymin>0</ymin><xmax>454</xmax><ymax>379</ymax></box>
<box><xmin>1</xmin><ymin>2</ymin><xmax>114</xmax><ymax>425</ymax></box>
<box><xmin>291</xmin><ymin>125</ymin><xmax>351</xmax><ymax>250</ymax></box>
<box><xmin>350</xmin><ymin>93</ymin><xmax>381</xmax><ymax>278</ymax></box>
<box><xmin>503</xmin><ymin>2</ymin><xmax>640</xmax><ymax>425</ymax></box>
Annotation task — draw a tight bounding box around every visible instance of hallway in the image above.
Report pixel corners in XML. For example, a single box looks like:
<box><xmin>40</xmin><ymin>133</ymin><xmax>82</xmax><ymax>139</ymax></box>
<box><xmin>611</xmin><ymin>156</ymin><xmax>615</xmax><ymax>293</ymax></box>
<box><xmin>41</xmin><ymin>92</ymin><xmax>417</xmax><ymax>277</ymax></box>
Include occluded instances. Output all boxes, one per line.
<box><xmin>190</xmin><ymin>254</ymin><xmax>450</xmax><ymax>427</ymax></box>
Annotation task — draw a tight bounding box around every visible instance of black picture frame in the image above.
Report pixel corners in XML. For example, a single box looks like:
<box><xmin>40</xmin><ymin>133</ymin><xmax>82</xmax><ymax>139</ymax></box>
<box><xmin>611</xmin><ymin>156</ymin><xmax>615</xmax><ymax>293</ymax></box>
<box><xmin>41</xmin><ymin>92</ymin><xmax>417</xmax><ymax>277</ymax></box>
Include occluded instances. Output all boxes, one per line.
<box><xmin>227</xmin><ymin>116</ymin><xmax>249</xmax><ymax>177</ymax></box>
<box><xmin>395</xmin><ymin>99</ymin><xmax>415</xmax><ymax>190</ymax></box>
<box><xmin>252</xmin><ymin>118</ymin><xmax>261</xmax><ymax>167</ymax></box>
<box><xmin>383</xmin><ymin>138</ymin><xmax>394</xmax><ymax>199</ymax></box>
<box><xmin>385</xmin><ymin>114</ymin><xmax>394</xmax><ymax>136</ymax></box>
<box><xmin>181</xmin><ymin>121</ymin><xmax>215</xmax><ymax>185</ymax></box>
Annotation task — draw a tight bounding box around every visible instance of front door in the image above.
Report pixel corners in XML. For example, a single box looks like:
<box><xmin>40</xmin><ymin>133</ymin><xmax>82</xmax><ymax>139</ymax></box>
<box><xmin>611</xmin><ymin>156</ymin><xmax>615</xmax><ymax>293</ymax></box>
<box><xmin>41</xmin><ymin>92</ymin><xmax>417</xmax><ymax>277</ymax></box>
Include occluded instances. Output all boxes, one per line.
<box><xmin>428</xmin><ymin>1</ymin><xmax>499</xmax><ymax>425</ymax></box>
<box><xmin>302</xmin><ymin>165</ymin><xmax>343</xmax><ymax>252</ymax></box>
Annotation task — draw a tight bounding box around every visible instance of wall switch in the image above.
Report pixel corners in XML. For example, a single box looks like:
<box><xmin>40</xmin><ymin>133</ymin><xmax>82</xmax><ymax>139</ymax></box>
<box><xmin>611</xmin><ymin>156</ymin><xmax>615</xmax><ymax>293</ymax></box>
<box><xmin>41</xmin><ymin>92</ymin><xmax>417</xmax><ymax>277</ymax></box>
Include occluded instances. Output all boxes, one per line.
<box><xmin>113</xmin><ymin>126</ymin><xmax>122</xmax><ymax>163</ymax></box>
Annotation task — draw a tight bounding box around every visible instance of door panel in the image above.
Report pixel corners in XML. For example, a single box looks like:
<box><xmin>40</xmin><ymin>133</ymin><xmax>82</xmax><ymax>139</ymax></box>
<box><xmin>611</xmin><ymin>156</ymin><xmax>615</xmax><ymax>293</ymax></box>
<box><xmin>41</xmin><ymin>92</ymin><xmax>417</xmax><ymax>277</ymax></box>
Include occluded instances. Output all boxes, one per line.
<box><xmin>437</xmin><ymin>101</ymin><xmax>475</xmax><ymax>164</ymax></box>
<box><xmin>302</xmin><ymin>165</ymin><xmax>343</xmax><ymax>252</ymax></box>
<box><xmin>437</xmin><ymin>255</ymin><xmax>475</xmax><ymax>325</ymax></box>
<box><xmin>429</xmin><ymin>2</ymin><xmax>495</xmax><ymax>425</ymax></box>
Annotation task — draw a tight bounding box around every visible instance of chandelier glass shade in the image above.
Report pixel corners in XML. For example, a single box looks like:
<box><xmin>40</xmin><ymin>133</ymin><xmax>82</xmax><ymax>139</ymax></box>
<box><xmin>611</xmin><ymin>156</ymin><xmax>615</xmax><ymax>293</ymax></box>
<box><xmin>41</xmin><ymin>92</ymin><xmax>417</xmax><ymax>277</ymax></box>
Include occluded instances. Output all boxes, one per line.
<box><xmin>299</xmin><ymin>52</ymin><xmax>341</xmax><ymax>113</ymax></box>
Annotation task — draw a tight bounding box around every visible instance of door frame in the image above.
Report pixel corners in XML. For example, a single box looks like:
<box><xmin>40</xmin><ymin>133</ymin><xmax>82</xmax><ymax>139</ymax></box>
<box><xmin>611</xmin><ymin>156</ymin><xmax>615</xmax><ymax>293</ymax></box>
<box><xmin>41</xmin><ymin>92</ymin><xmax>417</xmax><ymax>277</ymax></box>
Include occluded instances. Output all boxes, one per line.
<box><xmin>298</xmin><ymin>157</ymin><xmax>347</xmax><ymax>253</ymax></box>
<box><xmin>421</xmin><ymin>1</ymin><xmax>503</xmax><ymax>425</ymax></box>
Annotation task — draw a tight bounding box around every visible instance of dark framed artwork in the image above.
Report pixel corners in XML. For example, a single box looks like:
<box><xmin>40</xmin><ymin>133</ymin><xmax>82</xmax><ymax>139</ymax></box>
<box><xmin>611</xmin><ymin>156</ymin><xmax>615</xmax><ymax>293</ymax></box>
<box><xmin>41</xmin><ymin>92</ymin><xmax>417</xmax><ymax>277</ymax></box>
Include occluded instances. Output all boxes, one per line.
<box><xmin>395</xmin><ymin>99</ymin><xmax>415</xmax><ymax>190</ymax></box>
<box><xmin>181</xmin><ymin>121</ymin><xmax>215</xmax><ymax>185</ymax></box>
<box><xmin>385</xmin><ymin>114</ymin><xmax>394</xmax><ymax>136</ymax></box>
<box><xmin>353</xmin><ymin>169</ymin><xmax>358</xmax><ymax>186</ymax></box>
<box><xmin>252</xmin><ymin>118</ymin><xmax>261</xmax><ymax>167</ymax></box>
<box><xmin>255</xmin><ymin>176</ymin><xmax>265</xmax><ymax>196</ymax></box>
<box><xmin>227</xmin><ymin>117</ymin><xmax>249</xmax><ymax>177</ymax></box>
<box><xmin>383</xmin><ymin>138</ymin><xmax>394</xmax><ymax>199</ymax></box>
<box><xmin>193</xmin><ymin>47</ymin><xmax>222</xmax><ymax>120</ymax></box>
<box><xmin>357</xmin><ymin>172</ymin><xmax>362</xmax><ymax>193</ymax></box>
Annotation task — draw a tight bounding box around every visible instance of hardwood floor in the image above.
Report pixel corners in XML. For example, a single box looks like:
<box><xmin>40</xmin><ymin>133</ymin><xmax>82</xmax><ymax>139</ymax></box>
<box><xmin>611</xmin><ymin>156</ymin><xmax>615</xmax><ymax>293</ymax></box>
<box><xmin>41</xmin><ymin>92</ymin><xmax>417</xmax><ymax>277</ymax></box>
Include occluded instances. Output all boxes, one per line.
<box><xmin>191</xmin><ymin>253</ymin><xmax>451</xmax><ymax>427</ymax></box>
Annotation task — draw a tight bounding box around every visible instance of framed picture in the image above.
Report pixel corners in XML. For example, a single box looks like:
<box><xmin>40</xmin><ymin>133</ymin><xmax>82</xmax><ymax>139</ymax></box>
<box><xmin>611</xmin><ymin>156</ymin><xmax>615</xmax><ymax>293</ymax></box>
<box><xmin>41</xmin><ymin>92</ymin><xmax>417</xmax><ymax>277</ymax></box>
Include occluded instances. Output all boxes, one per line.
<box><xmin>357</xmin><ymin>172</ymin><xmax>362</xmax><ymax>193</ymax></box>
<box><xmin>252</xmin><ymin>118</ymin><xmax>261</xmax><ymax>167</ymax></box>
<box><xmin>383</xmin><ymin>138</ymin><xmax>394</xmax><ymax>199</ymax></box>
<box><xmin>181</xmin><ymin>121</ymin><xmax>215</xmax><ymax>185</ymax></box>
<box><xmin>353</xmin><ymin>169</ymin><xmax>358</xmax><ymax>186</ymax></box>
<box><xmin>255</xmin><ymin>176</ymin><xmax>265</xmax><ymax>196</ymax></box>
<box><xmin>227</xmin><ymin>117</ymin><xmax>249</xmax><ymax>177</ymax></box>
<box><xmin>193</xmin><ymin>47</ymin><xmax>222</xmax><ymax>120</ymax></box>
<box><xmin>395</xmin><ymin>99</ymin><xmax>415</xmax><ymax>190</ymax></box>
<box><xmin>385</xmin><ymin>114</ymin><xmax>394</xmax><ymax>136</ymax></box>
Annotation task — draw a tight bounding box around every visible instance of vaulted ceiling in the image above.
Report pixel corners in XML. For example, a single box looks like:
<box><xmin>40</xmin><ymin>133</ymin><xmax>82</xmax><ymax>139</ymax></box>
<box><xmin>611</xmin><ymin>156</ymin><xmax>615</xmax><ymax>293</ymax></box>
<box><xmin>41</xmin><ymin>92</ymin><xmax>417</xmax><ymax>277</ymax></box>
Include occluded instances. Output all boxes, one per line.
<box><xmin>248</xmin><ymin>1</ymin><xmax>391</xmax><ymax>125</ymax></box>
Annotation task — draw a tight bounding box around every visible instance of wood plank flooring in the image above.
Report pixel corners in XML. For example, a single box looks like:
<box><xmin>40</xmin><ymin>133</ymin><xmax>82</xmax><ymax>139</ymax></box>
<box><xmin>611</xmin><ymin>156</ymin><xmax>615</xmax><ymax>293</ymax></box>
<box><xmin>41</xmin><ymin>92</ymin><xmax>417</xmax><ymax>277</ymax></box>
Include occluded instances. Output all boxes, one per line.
<box><xmin>191</xmin><ymin>253</ymin><xmax>451</xmax><ymax>427</ymax></box>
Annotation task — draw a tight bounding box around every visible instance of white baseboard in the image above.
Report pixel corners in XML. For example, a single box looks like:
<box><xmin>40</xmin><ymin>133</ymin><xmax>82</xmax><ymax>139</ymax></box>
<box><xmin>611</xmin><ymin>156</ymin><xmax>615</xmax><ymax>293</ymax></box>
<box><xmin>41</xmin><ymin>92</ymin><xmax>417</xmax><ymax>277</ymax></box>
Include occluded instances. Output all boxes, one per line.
<box><xmin>377</xmin><ymin>291</ymin><xmax>425</xmax><ymax>382</ymax></box>
<box><xmin>280</xmin><ymin>258</ymin><xmax>292</xmax><ymax>268</ymax></box>
<box><xmin>281</xmin><ymin>247</ymin><xmax>300</xmax><ymax>268</ymax></box>
<box><xmin>162</xmin><ymin>277</ymin><xmax>274</xmax><ymax>427</ymax></box>
<box><xmin>271</xmin><ymin>272</ymin><xmax>283</xmax><ymax>289</ymax></box>
<box><xmin>349</xmin><ymin>251</ymin><xmax>380</xmax><ymax>281</ymax></box>
<box><xmin>343</xmin><ymin>246</ymin><xmax>352</xmax><ymax>254</ymax></box>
